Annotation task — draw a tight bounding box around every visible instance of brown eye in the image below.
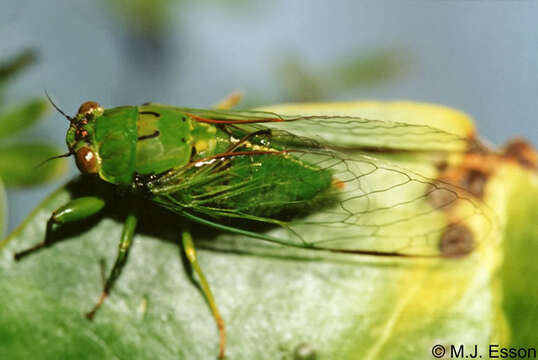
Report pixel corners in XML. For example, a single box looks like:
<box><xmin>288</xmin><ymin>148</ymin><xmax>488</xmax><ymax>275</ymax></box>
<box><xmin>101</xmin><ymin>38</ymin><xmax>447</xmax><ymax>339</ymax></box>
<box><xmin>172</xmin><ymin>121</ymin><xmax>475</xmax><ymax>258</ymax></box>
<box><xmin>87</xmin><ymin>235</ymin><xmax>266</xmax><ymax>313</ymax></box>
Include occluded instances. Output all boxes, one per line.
<box><xmin>77</xmin><ymin>101</ymin><xmax>103</xmax><ymax>117</ymax></box>
<box><xmin>75</xmin><ymin>147</ymin><xmax>99</xmax><ymax>174</ymax></box>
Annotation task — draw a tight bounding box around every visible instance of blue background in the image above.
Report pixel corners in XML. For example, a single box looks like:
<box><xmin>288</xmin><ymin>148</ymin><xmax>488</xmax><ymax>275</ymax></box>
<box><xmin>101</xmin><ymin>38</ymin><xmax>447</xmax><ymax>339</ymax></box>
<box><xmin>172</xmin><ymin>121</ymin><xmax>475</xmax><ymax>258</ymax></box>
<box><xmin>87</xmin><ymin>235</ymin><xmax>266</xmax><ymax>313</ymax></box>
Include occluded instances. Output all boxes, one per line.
<box><xmin>1</xmin><ymin>0</ymin><xmax>536</xmax><ymax>230</ymax></box>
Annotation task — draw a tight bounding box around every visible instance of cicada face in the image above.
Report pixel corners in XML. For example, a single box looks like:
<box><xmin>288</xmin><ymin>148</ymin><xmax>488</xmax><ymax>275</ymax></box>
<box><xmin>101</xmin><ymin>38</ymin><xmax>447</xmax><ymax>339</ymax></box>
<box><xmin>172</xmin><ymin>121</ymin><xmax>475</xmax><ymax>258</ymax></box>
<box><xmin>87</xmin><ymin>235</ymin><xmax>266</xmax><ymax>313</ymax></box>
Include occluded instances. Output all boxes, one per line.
<box><xmin>66</xmin><ymin>101</ymin><xmax>104</xmax><ymax>174</ymax></box>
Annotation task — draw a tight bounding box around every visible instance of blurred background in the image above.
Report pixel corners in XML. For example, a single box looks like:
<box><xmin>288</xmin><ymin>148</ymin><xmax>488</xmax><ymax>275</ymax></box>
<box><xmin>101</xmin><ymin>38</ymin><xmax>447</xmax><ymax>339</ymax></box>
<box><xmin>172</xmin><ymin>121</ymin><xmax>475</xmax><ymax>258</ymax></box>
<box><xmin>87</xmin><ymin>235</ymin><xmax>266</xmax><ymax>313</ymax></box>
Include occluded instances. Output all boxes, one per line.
<box><xmin>0</xmin><ymin>0</ymin><xmax>536</xmax><ymax>231</ymax></box>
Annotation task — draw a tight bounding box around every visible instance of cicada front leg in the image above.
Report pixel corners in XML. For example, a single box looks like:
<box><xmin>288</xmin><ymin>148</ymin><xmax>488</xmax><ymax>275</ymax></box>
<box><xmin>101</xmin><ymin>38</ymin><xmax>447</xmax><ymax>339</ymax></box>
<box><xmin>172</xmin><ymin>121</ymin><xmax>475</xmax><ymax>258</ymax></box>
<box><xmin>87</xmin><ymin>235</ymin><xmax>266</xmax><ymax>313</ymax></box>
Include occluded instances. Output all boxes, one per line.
<box><xmin>14</xmin><ymin>196</ymin><xmax>106</xmax><ymax>260</ymax></box>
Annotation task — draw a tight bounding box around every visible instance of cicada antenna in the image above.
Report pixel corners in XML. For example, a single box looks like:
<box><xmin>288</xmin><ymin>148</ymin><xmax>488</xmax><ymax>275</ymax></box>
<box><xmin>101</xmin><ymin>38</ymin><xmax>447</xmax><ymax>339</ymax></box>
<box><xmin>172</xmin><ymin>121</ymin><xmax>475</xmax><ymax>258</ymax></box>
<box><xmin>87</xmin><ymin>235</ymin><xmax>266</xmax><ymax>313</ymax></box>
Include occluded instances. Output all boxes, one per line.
<box><xmin>35</xmin><ymin>151</ymin><xmax>74</xmax><ymax>169</ymax></box>
<box><xmin>44</xmin><ymin>90</ymin><xmax>74</xmax><ymax>123</ymax></box>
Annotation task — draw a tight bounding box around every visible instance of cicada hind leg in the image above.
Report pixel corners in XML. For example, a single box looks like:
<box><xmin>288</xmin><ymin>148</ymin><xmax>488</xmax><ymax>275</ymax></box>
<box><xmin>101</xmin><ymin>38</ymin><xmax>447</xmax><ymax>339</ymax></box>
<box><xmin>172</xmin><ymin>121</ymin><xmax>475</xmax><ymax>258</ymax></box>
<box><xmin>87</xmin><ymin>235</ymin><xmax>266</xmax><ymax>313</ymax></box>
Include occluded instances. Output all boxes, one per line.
<box><xmin>181</xmin><ymin>224</ymin><xmax>227</xmax><ymax>359</ymax></box>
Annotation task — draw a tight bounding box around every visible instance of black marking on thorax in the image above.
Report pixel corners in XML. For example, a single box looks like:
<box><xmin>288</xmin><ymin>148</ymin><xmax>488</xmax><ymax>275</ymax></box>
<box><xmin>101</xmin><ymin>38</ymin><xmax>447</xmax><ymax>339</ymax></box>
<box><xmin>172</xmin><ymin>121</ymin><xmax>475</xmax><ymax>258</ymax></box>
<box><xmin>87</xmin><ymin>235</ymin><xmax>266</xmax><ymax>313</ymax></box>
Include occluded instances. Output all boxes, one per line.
<box><xmin>138</xmin><ymin>130</ymin><xmax>160</xmax><ymax>141</ymax></box>
<box><xmin>140</xmin><ymin>111</ymin><xmax>161</xmax><ymax>117</ymax></box>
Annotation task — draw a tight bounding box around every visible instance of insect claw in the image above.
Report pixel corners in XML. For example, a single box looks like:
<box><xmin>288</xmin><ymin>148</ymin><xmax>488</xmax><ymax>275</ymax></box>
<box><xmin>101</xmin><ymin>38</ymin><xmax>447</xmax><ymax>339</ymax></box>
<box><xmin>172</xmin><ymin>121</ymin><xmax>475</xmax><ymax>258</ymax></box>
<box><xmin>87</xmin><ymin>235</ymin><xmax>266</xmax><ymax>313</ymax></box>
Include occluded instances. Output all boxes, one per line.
<box><xmin>14</xmin><ymin>216</ymin><xmax>57</xmax><ymax>261</ymax></box>
<box><xmin>217</xmin><ymin>316</ymin><xmax>226</xmax><ymax>359</ymax></box>
<box><xmin>13</xmin><ymin>241</ymin><xmax>48</xmax><ymax>261</ymax></box>
<box><xmin>14</xmin><ymin>247</ymin><xmax>36</xmax><ymax>261</ymax></box>
<box><xmin>84</xmin><ymin>311</ymin><xmax>95</xmax><ymax>321</ymax></box>
<box><xmin>85</xmin><ymin>291</ymin><xmax>108</xmax><ymax>321</ymax></box>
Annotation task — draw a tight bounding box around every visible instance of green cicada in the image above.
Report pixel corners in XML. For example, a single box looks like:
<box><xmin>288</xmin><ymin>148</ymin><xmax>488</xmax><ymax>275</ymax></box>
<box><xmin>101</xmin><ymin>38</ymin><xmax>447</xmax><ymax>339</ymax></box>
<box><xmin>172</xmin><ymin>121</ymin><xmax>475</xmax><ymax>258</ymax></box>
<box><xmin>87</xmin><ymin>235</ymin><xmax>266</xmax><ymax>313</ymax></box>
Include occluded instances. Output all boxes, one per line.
<box><xmin>12</xmin><ymin>98</ymin><xmax>497</xmax><ymax>358</ymax></box>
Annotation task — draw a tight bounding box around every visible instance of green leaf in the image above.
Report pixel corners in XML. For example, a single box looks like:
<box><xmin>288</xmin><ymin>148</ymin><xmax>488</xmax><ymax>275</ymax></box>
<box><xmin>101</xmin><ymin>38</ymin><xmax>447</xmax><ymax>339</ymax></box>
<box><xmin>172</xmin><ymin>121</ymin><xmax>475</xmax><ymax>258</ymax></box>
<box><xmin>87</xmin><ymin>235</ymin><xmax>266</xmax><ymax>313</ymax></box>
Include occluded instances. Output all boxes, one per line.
<box><xmin>106</xmin><ymin>0</ymin><xmax>170</xmax><ymax>34</ymax></box>
<box><xmin>277</xmin><ymin>55</ymin><xmax>324</xmax><ymax>102</ymax></box>
<box><xmin>330</xmin><ymin>49</ymin><xmax>404</xmax><ymax>90</ymax></box>
<box><xmin>0</xmin><ymin>143</ymin><xmax>68</xmax><ymax>187</ymax></box>
<box><xmin>0</xmin><ymin>174</ymin><xmax>503</xmax><ymax>360</ymax></box>
<box><xmin>0</xmin><ymin>50</ymin><xmax>37</xmax><ymax>86</ymax></box>
<box><xmin>0</xmin><ymin>99</ymin><xmax>48</xmax><ymax>139</ymax></box>
<box><xmin>500</xmin><ymin>166</ymin><xmax>538</xmax><ymax>346</ymax></box>
<box><xmin>276</xmin><ymin>50</ymin><xmax>405</xmax><ymax>102</ymax></box>
<box><xmin>0</xmin><ymin>177</ymin><xmax>5</xmax><ymax>237</ymax></box>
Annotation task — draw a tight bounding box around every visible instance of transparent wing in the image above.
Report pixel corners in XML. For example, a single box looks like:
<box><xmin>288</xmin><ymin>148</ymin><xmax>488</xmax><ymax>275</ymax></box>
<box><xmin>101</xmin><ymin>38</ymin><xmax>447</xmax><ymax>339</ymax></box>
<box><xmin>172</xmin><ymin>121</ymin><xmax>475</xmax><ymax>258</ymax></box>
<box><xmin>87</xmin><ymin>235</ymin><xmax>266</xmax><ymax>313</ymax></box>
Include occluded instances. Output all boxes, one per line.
<box><xmin>147</xmin><ymin>124</ymin><xmax>497</xmax><ymax>257</ymax></box>
<box><xmin>182</xmin><ymin>108</ymin><xmax>477</xmax><ymax>152</ymax></box>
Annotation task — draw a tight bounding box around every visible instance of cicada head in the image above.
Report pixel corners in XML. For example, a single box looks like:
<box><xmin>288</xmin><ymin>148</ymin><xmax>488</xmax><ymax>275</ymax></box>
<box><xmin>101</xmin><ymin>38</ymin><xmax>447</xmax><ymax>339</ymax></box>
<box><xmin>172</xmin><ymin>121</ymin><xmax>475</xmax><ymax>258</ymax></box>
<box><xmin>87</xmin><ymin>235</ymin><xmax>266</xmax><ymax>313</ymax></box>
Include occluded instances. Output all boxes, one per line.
<box><xmin>66</xmin><ymin>101</ymin><xmax>104</xmax><ymax>174</ymax></box>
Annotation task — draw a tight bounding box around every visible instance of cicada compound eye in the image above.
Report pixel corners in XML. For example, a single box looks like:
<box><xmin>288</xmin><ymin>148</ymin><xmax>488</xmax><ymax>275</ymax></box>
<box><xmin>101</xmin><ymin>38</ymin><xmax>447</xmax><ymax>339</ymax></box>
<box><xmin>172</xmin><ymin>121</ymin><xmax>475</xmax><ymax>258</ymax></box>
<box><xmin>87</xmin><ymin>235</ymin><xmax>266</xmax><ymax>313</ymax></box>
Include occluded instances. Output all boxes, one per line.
<box><xmin>77</xmin><ymin>101</ymin><xmax>104</xmax><ymax>117</ymax></box>
<box><xmin>75</xmin><ymin>147</ymin><xmax>99</xmax><ymax>174</ymax></box>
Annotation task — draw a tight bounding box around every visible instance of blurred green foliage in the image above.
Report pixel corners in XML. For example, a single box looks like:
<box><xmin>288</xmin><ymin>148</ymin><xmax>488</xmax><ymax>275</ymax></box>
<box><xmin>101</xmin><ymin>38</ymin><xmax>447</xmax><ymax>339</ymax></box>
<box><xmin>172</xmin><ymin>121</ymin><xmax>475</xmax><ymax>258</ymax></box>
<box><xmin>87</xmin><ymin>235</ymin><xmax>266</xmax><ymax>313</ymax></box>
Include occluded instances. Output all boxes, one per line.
<box><xmin>0</xmin><ymin>178</ymin><xmax>5</xmax><ymax>237</ymax></box>
<box><xmin>105</xmin><ymin>0</ymin><xmax>247</xmax><ymax>39</ymax></box>
<box><xmin>105</xmin><ymin>0</ymin><xmax>171</xmax><ymax>50</ymax></box>
<box><xmin>277</xmin><ymin>50</ymin><xmax>404</xmax><ymax>102</ymax></box>
<box><xmin>0</xmin><ymin>51</ymin><xmax>68</xmax><ymax>188</ymax></box>
<box><xmin>0</xmin><ymin>50</ymin><xmax>69</xmax><ymax>231</ymax></box>
<box><xmin>0</xmin><ymin>51</ymin><xmax>37</xmax><ymax>88</ymax></box>
<box><xmin>0</xmin><ymin>142</ymin><xmax>67</xmax><ymax>187</ymax></box>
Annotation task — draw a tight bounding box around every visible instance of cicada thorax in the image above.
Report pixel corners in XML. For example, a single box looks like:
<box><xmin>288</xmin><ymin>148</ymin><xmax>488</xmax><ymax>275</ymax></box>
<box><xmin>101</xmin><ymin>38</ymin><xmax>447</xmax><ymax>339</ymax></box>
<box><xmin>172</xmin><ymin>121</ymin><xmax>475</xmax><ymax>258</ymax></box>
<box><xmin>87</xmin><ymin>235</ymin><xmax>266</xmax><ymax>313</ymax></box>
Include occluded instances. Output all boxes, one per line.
<box><xmin>87</xmin><ymin>104</ymin><xmax>225</xmax><ymax>186</ymax></box>
<box><xmin>134</xmin><ymin>105</ymin><xmax>226</xmax><ymax>175</ymax></box>
<box><xmin>92</xmin><ymin>106</ymin><xmax>139</xmax><ymax>185</ymax></box>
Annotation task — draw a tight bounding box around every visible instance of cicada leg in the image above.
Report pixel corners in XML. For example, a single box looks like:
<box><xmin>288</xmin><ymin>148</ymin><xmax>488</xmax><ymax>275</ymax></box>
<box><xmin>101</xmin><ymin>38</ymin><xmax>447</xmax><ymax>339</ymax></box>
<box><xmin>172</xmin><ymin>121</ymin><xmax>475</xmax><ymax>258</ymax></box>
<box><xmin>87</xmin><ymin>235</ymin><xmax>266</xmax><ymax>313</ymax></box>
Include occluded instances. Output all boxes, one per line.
<box><xmin>181</xmin><ymin>225</ymin><xmax>226</xmax><ymax>359</ymax></box>
<box><xmin>86</xmin><ymin>212</ymin><xmax>138</xmax><ymax>320</ymax></box>
<box><xmin>14</xmin><ymin>196</ymin><xmax>106</xmax><ymax>260</ymax></box>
